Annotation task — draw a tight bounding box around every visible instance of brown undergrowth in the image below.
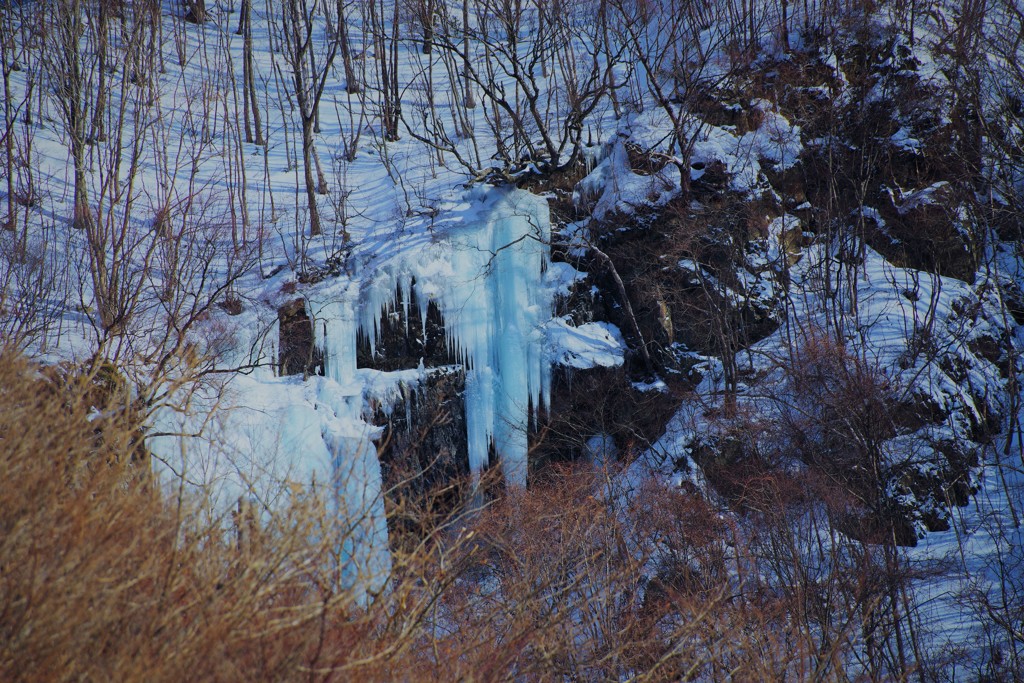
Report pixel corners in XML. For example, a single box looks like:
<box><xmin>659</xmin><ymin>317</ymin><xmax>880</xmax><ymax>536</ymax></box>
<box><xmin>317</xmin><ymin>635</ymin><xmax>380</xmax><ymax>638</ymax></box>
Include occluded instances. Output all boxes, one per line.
<box><xmin>0</xmin><ymin>348</ymin><xmax>944</xmax><ymax>681</ymax></box>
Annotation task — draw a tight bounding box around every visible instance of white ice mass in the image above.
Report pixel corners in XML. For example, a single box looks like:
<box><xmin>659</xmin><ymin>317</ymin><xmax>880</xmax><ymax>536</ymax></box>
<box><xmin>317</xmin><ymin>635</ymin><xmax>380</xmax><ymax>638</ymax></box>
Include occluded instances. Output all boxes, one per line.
<box><xmin>149</xmin><ymin>186</ymin><xmax>612</xmax><ymax>601</ymax></box>
<box><xmin>312</xmin><ymin>187</ymin><xmax>557</xmax><ymax>489</ymax></box>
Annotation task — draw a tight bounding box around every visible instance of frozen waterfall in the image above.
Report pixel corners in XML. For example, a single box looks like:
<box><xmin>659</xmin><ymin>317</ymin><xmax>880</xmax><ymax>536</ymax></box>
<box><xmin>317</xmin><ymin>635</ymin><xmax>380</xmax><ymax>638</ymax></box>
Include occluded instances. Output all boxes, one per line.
<box><xmin>313</xmin><ymin>187</ymin><xmax>553</xmax><ymax>489</ymax></box>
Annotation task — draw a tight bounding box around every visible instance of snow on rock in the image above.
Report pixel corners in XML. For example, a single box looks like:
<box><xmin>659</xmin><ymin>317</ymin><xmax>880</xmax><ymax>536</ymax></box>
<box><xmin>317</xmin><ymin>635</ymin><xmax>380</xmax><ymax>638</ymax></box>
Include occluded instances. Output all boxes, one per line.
<box><xmin>691</xmin><ymin>105</ymin><xmax>803</xmax><ymax>192</ymax></box>
<box><xmin>585</xmin><ymin>433</ymin><xmax>618</xmax><ymax>468</ymax></box>
<box><xmin>891</xmin><ymin>126</ymin><xmax>923</xmax><ymax>153</ymax></box>
<box><xmin>545</xmin><ymin>317</ymin><xmax>625</xmax><ymax>369</ymax></box>
<box><xmin>574</xmin><ymin>138</ymin><xmax>682</xmax><ymax>220</ymax></box>
<box><xmin>892</xmin><ymin>181</ymin><xmax>951</xmax><ymax>214</ymax></box>
<box><xmin>664</xmin><ymin>239</ymin><xmax>1010</xmax><ymax>538</ymax></box>
<box><xmin>544</xmin><ymin>260</ymin><xmax>587</xmax><ymax>298</ymax></box>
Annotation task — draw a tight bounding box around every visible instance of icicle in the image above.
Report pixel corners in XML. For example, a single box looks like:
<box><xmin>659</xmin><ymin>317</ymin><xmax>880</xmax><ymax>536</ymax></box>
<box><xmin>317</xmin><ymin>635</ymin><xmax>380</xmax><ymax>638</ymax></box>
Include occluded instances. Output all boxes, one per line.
<box><xmin>323</xmin><ymin>425</ymin><xmax>390</xmax><ymax>605</ymax></box>
<box><xmin>267</xmin><ymin>316</ymin><xmax>281</xmax><ymax>377</ymax></box>
<box><xmin>414</xmin><ymin>277</ymin><xmax>430</xmax><ymax>343</ymax></box>
<box><xmin>402</xmin><ymin>380</ymin><xmax>412</xmax><ymax>428</ymax></box>
<box><xmin>309</xmin><ymin>294</ymin><xmax>359</xmax><ymax>387</ymax></box>
<box><xmin>464</xmin><ymin>366</ymin><xmax>495</xmax><ymax>475</ymax></box>
<box><xmin>436</xmin><ymin>189</ymin><xmax>552</xmax><ymax>487</ymax></box>
<box><xmin>319</xmin><ymin>188</ymin><xmax>556</xmax><ymax>491</ymax></box>
<box><xmin>400</xmin><ymin>273</ymin><xmax>411</xmax><ymax>340</ymax></box>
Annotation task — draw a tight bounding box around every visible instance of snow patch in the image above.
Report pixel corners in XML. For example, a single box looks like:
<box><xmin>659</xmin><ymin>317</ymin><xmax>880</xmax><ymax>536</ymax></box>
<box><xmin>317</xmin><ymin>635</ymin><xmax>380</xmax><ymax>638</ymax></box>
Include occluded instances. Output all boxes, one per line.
<box><xmin>545</xmin><ymin>317</ymin><xmax>626</xmax><ymax>369</ymax></box>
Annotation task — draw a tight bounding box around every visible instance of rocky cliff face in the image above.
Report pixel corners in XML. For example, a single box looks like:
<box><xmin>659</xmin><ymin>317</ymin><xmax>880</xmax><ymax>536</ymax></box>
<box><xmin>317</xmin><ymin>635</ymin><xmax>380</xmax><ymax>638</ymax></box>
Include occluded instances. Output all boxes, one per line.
<box><xmin>550</xmin><ymin>28</ymin><xmax>1016</xmax><ymax>546</ymax></box>
<box><xmin>385</xmin><ymin>27</ymin><xmax>1015</xmax><ymax>548</ymax></box>
<box><xmin>270</xmin><ymin>24</ymin><xmax>1017</xmax><ymax>551</ymax></box>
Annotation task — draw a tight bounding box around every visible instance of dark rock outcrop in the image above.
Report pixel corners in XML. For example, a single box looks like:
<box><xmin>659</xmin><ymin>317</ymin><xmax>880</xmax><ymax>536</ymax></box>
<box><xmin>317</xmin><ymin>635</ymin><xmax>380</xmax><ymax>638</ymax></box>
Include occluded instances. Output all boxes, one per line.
<box><xmin>278</xmin><ymin>299</ymin><xmax>322</xmax><ymax>377</ymax></box>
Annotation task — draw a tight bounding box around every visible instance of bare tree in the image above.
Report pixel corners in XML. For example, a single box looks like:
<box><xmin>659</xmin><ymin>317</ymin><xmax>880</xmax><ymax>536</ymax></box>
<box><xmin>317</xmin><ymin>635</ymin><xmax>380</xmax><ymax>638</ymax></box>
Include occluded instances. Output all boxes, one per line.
<box><xmin>276</xmin><ymin>0</ymin><xmax>340</xmax><ymax>236</ymax></box>
<box><xmin>237</xmin><ymin>0</ymin><xmax>265</xmax><ymax>145</ymax></box>
<box><xmin>414</xmin><ymin>0</ymin><xmax>619</xmax><ymax>173</ymax></box>
<box><xmin>368</xmin><ymin>0</ymin><xmax>401</xmax><ymax>141</ymax></box>
<box><xmin>1</xmin><ymin>0</ymin><xmax>18</xmax><ymax>232</ymax></box>
<box><xmin>607</xmin><ymin>0</ymin><xmax>736</xmax><ymax>192</ymax></box>
<box><xmin>47</xmin><ymin>0</ymin><xmax>96</xmax><ymax>231</ymax></box>
<box><xmin>461</xmin><ymin>0</ymin><xmax>474</xmax><ymax>108</ymax></box>
<box><xmin>332</xmin><ymin>0</ymin><xmax>360</xmax><ymax>93</ymax></box>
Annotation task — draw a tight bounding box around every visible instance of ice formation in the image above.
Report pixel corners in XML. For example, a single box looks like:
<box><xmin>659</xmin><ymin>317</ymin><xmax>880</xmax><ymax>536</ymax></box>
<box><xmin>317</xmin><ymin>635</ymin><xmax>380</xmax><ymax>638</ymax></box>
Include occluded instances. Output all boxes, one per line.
<box><xmin>149</xmin><ymin>188</ymin><xmax>599</xmax><ymax>602</ymax></box>
<box><xmin>301</xmin><ymin>282</ymin><xmax>388</xmax><ymax>600</ymax></box>
<box><xmin>313</xmin><ymin>187</ymin><xmax>554</xmax><ymax>489</ymax></box>
<box><xmin>321</xmin><ymin>416</ymin><xmax>391</xmax><ymax>604</ymax></box>
<box><xmin>147</xmin><ymin>368</ymin><xmax>392</xmax><ymax>605</ymax></box>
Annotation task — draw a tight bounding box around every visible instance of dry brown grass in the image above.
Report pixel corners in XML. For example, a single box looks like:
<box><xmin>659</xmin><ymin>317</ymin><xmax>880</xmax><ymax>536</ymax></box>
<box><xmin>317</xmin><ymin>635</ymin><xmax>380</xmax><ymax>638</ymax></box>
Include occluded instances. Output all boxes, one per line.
<box><xmin>0</xmin><ymin>348</ymin><xmax>941</xmax><ymax>681</ymax></box>
<box><xmin>0</xmin><ymin>350</ymin><xmax>305</xmax><ymax>680</ymax></box>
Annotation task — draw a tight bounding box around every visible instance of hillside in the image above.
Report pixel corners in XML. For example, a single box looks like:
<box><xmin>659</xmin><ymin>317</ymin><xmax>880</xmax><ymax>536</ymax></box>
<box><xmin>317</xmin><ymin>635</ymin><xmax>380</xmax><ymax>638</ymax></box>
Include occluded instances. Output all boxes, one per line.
<box><xmin>1</xmin><ymin>0</ymin><xmax>1023</xmax><ymax>678</ymax></box>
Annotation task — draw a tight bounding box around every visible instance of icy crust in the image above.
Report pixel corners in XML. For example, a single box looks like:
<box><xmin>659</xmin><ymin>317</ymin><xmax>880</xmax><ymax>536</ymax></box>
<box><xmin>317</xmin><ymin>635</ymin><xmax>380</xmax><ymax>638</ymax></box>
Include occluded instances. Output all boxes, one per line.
<box><xmin>311</xmin><ymin>187</ymin><xmax>562</xmax><ymax>488</ymax></box>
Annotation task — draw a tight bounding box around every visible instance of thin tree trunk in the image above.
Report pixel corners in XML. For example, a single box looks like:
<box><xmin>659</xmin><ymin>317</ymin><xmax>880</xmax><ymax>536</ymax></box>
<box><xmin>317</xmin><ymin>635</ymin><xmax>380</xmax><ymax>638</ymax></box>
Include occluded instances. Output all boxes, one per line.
<box><xmin>422</xmin><ymin>0</ymin><xmax>434</xmax><ymax>54</ymax></box>
<box><xmin>373</xmin><ymin>0</ymin><xmax>400</xmax><ymax>141</ymax></box>
<box><xmin>73</xmin><ymin>148</ymin><xmax>92</xmax><ymax>231</ymax></box>
<box><xmin>65</xmin><ymin>3</ymin><xmax>93</xmax><ymax>232</ymax></box>
<box><xmin>2</xmin><ymin>26</ymin><xmax>15</xmax><ymax>232</ymax></box>
<box><xmin>337</xmin><ymin>0</ymin><xmax>359</xmax><ymax>93</ymax></box>
<box><xmin>302</xmin><ymin>123</ymin><xmax>322</xmax><ymax>235</ymax></box>
<box><xmin>239</xmin><ymin>0</ymin><xmax>263</xmax><ymax>144</ymax></box>
<box><xmin>281</xmin><ymin>0</ymin><xmax>338</xmax><ymax>234</ymax></box>
<box><xmin>91</xmin><ymin>1</ymin><xmax>108</xmax><ymax>142</ymax></box>
<box><xmin>387</xmin><ymin>0</ymin><xmax>401</xmax><ymax>139</ymax></box>
<box><xmin>781</xmin><ymin>0</ymin><xmax>790</xmax><ymax>52</ymax></box>
<box><xmin>462</xmin><ymin>0</ymin><xmax>474</xmax><ymax>108</ymax></box>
